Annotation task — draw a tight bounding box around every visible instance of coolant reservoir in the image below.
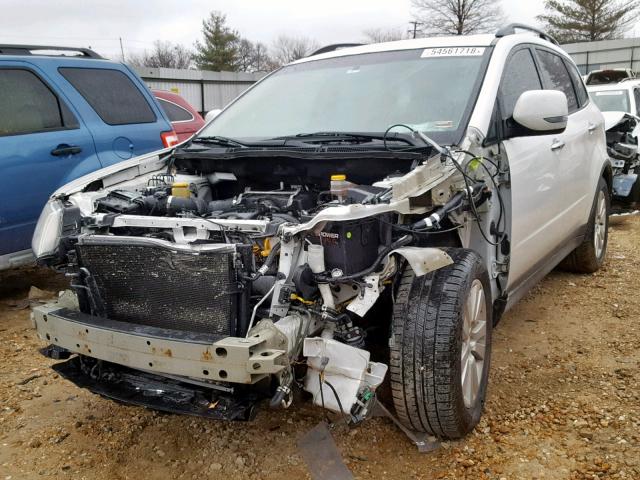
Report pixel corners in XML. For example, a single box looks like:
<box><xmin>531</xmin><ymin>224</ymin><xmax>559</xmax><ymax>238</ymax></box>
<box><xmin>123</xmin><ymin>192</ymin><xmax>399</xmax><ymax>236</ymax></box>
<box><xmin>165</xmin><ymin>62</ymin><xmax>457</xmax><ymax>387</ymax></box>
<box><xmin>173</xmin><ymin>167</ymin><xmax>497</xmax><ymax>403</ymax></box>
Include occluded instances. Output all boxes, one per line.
<box><xmin>171</xmin><ymin>182</ymin><xmax>190</xmax><ymax>198</ymax></box>
<box><xmin>330</xmin><ymin>174</ymin><xmax>356</xmax><ymax>202</ymax></box>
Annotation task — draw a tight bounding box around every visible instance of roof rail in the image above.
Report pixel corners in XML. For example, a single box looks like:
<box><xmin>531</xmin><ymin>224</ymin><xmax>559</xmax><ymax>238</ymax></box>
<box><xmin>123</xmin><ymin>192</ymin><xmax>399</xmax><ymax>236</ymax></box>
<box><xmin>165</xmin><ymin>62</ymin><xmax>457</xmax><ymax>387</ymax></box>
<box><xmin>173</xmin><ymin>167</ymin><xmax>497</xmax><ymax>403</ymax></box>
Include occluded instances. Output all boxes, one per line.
<box><xmin>0</xmin><ymin>44</ymin><xmax>103</xmax><ymax>59</ymax></box>
<box><xmin>309</xmin><ymin>43</ymin><xmax>364</xmax><ymax>56</ymax></box>
<box><xmin>495</xmin><ymin>23</ymin><xmax>559</xmax><ymax>46</ymax></box>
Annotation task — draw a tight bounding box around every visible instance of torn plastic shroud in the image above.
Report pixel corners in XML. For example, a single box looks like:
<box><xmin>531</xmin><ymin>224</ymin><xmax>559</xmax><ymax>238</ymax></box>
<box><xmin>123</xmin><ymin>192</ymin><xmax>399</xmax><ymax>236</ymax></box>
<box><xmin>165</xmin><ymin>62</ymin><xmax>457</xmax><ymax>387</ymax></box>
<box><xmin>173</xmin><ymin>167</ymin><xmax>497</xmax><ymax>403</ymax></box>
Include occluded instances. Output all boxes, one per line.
<box><xmin>49</xmin><ymin>355</ymin><xmax>261</xmax><ymax>421</ymax></box>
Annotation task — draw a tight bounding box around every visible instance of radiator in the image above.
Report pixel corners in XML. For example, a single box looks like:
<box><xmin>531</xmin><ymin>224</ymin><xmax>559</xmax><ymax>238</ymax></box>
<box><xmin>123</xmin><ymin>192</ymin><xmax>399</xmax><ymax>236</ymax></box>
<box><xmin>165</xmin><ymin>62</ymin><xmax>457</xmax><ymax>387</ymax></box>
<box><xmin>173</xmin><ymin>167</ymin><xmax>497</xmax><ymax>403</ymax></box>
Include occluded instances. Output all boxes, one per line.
<box><xmin>76</xmin><ymin>237</ymin><xmax>239</xmax><ymax>336</ymax></box>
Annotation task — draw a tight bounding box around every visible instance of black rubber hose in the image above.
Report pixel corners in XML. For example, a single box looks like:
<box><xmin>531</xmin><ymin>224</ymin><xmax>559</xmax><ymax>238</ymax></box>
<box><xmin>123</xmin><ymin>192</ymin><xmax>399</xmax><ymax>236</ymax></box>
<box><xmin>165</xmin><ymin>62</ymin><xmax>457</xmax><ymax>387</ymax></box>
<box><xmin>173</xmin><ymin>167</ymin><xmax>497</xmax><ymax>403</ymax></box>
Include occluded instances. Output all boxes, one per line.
<box><xmin>324</xmin><ymin>379</ymin><xmax>351</xmax><ymax>426</ymax></box>
<box><xmin>252</xmin><ymin>275</ymin><xmax>277</xmax><ymax>295</ymax></box>
<box><xmin>207</xmin><ymin>198</ymin><xmax>235</xmax><ymax>212</ymax></box>
<box><xmin>271</xmin><ymin>213</ymin><xmax>300</xmax><ymax>224</ymax></box>
<box><xmin>244</xmin><ymin>242</ymin><xmax>282</xmax><ymax>281</ymax></box>
<box><xmin>237</xmin><ymin>278</ymin><xmax>251</xmax><ymax>336</ymax></box>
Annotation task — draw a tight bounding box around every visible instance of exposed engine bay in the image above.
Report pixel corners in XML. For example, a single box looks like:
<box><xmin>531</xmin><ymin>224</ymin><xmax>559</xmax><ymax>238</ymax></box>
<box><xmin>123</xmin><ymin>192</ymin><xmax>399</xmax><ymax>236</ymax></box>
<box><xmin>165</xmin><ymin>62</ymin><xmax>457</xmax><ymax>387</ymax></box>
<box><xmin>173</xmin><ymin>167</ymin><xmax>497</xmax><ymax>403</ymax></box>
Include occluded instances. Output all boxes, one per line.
<box><xmin>603</xmin><ymin>112</ymin><xmax>640</xmax><ymax>213</ymax></box>
<box><xmin>31</xmin><ymin>144</ymin><xmax>504</xmax><ymax>423</ymax></box>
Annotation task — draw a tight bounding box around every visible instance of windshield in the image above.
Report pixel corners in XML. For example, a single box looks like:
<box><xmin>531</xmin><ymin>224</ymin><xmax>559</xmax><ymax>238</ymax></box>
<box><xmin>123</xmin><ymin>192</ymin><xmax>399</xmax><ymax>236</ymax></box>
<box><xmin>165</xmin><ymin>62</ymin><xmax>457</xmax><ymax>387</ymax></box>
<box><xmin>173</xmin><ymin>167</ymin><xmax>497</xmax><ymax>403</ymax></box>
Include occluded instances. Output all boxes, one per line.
<box><xmin>591</xmin><ymin>89</ymin><xmax>631</xmax><ymax>113</ymax></box>
<box><xmin>199</xmin><ymin>47</ymin><xmax>490</xmax><ymax>145</ymax></box>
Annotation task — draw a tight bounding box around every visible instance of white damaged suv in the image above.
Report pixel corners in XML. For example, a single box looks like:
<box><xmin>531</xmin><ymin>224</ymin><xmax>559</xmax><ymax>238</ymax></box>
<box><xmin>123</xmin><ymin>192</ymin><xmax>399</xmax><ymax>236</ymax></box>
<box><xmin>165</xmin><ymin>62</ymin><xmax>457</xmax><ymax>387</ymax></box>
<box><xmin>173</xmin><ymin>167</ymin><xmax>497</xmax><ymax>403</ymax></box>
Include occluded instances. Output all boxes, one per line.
<box><xmin>31</xmin><ymin>24</ymin><xmax>611</xmax><ymax>439</ymax></box>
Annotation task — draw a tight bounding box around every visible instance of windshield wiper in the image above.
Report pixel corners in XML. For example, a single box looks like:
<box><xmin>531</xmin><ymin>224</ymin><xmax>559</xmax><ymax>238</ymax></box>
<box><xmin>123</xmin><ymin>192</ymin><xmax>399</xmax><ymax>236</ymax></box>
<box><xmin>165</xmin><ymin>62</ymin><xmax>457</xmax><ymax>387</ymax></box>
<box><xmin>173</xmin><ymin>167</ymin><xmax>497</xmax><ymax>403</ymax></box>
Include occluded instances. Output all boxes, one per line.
<box><xmin>190</xmin><ymin>135</ymin><xmax>248</xmax><ymax>148</ymax></box>
<box><xmin>271</xmin><ymin>131</ymin><xmax>421</xmax><ymax>147</ymax></box>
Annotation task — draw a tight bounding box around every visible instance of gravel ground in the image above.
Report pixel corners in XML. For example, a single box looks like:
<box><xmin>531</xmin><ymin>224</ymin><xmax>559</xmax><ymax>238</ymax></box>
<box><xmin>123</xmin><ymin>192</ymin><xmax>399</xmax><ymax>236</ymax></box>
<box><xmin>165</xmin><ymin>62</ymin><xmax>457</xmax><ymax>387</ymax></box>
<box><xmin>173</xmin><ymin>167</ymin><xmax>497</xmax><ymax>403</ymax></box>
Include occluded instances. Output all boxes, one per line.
<box><xmin>1</xmin><ymin>217</ymin><xmax>639</xmax><ymax>480</ymax></box>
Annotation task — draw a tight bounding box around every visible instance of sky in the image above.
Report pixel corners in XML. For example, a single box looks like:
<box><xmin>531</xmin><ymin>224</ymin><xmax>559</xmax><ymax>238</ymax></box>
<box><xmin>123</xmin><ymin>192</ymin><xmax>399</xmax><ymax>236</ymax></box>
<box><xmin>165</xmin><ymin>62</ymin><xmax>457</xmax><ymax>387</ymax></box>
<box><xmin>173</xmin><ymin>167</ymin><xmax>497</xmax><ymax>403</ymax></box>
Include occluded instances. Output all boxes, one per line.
<box><xmin>0</xmin><ymin>0</ymin><xmax>548</xmax><ymax>59</ymax></box>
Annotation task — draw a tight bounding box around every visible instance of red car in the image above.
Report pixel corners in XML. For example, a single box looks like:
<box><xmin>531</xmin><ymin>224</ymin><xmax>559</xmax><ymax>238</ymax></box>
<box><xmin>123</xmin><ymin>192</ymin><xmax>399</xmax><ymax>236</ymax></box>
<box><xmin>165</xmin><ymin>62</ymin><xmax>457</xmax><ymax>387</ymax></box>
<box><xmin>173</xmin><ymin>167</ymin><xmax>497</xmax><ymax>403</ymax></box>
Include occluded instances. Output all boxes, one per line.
<box><xmin>152</xmin><ymin>90</ymin><xmax>205</xmax><ymax>143</ymax></box>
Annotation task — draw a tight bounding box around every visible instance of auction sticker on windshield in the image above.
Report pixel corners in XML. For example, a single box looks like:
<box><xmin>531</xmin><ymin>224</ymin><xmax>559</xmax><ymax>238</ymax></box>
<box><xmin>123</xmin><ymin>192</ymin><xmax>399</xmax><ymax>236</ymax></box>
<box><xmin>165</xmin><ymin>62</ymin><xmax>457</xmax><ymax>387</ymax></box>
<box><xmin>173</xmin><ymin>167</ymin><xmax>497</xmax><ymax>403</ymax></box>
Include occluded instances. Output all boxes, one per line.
<box><xmin>421</xmin><ymin>47</ymin><xmax>486</xmax><ymax>57</ymax></box>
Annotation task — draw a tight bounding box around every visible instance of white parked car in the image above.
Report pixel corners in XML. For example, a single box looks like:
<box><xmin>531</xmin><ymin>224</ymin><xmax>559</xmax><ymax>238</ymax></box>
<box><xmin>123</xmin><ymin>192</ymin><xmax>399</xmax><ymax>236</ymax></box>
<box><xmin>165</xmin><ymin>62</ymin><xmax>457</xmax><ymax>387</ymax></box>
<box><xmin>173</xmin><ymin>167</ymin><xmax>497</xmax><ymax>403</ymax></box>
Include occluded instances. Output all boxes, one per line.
<box><xmin>31</xmin><ymin>24</ymin><xmax>611</xmax><ymax>440</ymax></box>
<box><xmin>585</xmin><ymin>68</ymin><xmax>637</xmax><ymax>86</ymax></box>
<box><xmin>588</xmin><ymin>79</ymin><xmax>640</xmax><ymax>117</ymax></box>
<box><xmin>588</xmin><ymin>82</ymin><xmax>640</xmax><ymax>212</ymax></box>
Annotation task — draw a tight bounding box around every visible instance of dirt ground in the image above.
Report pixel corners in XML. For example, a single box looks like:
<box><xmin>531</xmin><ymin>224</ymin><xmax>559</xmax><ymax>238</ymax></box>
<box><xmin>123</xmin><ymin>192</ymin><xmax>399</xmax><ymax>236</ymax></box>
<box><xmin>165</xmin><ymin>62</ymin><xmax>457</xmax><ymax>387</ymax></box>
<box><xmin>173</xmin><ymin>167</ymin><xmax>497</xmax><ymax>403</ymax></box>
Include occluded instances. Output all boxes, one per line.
<box><xmin>1</xmin><ymin>218</ymin><xmax>639</xmax><ymax>480</ymax></box>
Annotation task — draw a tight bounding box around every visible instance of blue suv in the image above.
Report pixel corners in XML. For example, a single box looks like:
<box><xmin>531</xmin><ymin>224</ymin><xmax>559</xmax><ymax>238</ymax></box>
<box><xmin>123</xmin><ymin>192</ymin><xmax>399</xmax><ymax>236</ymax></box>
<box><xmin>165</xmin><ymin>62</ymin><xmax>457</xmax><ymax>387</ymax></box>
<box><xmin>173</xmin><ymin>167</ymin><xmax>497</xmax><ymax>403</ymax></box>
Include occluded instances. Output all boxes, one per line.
<box><xmin>0</xmin><ymin>45</ymin><xmax>177</xmax><ymax>269</ymax></box>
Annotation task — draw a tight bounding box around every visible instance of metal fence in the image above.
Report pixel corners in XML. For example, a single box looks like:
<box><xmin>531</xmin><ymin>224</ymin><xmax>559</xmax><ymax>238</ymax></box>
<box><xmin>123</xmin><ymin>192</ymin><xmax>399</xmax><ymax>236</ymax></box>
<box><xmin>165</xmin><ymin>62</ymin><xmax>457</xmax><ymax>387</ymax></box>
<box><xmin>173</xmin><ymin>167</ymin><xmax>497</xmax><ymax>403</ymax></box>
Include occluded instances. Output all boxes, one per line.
<box><xmin>562</xmin><ymin>37</ymin><xmax>640</xmax><ymax>74</ymax></box>
<box><xmin>133</xmin><ymin>67</ymin><xmax>266</xmax><ymax>115</ymax></box>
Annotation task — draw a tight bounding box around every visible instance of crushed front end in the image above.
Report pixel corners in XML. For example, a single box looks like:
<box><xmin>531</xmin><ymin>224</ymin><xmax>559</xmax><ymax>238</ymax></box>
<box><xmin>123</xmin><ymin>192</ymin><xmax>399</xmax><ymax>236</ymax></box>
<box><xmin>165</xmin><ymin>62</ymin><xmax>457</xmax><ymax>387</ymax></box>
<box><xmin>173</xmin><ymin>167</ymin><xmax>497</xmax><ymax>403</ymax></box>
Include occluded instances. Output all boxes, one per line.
<box><xmin>31</xmin><ymin>139</ymin><xmax>495</xmax><ymax>422</ymax></box>
<box><xmin>603</xmin><ymin>112</ymin><xmax>640</xmax><ymax>214</ymax></box>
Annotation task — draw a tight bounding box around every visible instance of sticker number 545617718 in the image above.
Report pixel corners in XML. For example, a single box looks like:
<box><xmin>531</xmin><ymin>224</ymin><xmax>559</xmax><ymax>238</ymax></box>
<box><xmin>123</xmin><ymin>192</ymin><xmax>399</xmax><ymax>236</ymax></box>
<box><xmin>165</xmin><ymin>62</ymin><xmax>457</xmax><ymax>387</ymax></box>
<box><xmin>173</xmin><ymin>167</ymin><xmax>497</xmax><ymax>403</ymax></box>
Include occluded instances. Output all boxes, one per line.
<box><xmin>421</xmin><ymin>47</ymin><xmax>486</xmax><ymax>58</ymax></box>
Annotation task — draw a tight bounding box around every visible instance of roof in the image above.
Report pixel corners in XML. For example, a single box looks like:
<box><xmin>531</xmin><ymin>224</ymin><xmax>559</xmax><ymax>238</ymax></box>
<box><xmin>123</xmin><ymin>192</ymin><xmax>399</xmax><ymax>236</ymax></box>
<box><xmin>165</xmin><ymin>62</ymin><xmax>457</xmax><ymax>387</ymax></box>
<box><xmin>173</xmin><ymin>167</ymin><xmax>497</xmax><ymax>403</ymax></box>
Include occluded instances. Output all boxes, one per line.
<box><xmin>0</xmin><ymin>44</ymin><xmax>102</xmax><ymax>59</ymax></box>
<box><xmin>294</xmin><ymin>34</ymin><xmax>495</xmax><ymax>64</ymax></box>
<box><xmin>293</xmin><ymin>31</ymin><xmax>558</xmax><ymax>64</ymax></box>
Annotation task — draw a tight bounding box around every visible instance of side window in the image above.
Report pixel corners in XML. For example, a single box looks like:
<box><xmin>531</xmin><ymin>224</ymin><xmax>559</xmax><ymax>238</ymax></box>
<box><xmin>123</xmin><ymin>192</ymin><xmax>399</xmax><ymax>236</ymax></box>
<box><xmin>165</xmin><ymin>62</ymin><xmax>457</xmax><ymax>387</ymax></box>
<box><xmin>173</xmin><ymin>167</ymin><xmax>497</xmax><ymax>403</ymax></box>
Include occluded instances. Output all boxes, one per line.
<box><xmin>59</xmin><ymin>67</ymin><xmax>156</xmax><ymax>125</ymax></box>
<box><xmin>157</xmin><ymin>98</ymin><xmax>194</xmax><ymax>122</ymax></box>
<box><xmin>535</xmin><ymin>50</ymin><xmax>579</xmax><ymax>113</ymax></box>
<box><xmin>564</xmin><ymin>60</ymin><xmax>589</xmax><ymax>107</ymax></box>
<box><xmin>634</xmin><ymin>89</ymin><xmax>640</xmax><ymax>115</ymax></box>
<box><xmin>499</xmin><ymin>48</ymin><xmax>543</xmax><ymax>120</ymax></box>
<box><xmin>0</xmin><ymin>69</ymin><xmax>66</xmax><ymax>136</ymax></box>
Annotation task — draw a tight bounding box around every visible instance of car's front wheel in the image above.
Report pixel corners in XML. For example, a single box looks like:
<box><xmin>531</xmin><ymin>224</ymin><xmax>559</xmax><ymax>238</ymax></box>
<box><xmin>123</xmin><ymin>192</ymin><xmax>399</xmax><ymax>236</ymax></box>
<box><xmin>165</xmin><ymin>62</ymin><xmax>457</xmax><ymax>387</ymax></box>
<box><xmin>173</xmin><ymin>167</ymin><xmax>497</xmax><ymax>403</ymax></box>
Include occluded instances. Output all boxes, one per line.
<box><xmin>389</xmin><ymin>249</ymin><xmax>492</xmax><ymax>439</ymax></box>
<box><xmin>560</xmin><ymin>177</ymin><xmax>609</xmax><ymax>273</ymax></box>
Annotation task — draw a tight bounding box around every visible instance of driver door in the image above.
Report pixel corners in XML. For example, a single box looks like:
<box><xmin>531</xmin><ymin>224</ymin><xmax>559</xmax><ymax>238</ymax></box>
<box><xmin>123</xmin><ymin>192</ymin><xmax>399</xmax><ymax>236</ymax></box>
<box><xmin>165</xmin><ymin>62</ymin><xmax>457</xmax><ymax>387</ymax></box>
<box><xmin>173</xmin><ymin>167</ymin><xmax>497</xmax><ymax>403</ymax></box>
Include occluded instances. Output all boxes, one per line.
<box><xmin>498</xmin><ymin>46</ymin><xmax>564</xmax><ymax>289</ymax></box>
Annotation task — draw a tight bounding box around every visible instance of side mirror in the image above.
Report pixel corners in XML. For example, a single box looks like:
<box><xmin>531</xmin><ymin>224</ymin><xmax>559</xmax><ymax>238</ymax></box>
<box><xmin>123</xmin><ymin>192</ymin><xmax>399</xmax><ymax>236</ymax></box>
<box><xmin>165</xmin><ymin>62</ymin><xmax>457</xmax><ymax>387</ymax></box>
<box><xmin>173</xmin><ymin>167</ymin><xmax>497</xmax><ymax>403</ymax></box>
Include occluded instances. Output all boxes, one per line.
<box><xmin>204</xmin><ymin>109</ymin><xmax>222</xmax><ymax>123</ymax></box>
<box><xmin>512</xmin><ymin>90</ymin><xmax>568</xmax><ymax>132</ymax></box>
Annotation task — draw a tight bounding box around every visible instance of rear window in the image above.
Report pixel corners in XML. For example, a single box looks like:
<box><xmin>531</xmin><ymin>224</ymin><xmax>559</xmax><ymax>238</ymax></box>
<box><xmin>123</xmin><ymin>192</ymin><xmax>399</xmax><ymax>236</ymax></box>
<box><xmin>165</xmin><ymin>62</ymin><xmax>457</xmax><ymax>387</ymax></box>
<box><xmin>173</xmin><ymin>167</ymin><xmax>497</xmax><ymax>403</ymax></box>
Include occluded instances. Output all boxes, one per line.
<box><xmin>0</xmin><ymin>69</ymin><xmax>69</xmax><ymax>136</ymax></box>
<box><xmin>59</xmin><ymin>67</ymin><xmax>156</xmax><ymax>125</ymax></box>
<box><xmin>565</xmin><ymin>60</ymin><xmax>589</xmax><ymax>107</ymax></box>
<box><xmin>157</xmin><ymin>98</ymin><xmax>194</xmax><ymax>122</ymax></box>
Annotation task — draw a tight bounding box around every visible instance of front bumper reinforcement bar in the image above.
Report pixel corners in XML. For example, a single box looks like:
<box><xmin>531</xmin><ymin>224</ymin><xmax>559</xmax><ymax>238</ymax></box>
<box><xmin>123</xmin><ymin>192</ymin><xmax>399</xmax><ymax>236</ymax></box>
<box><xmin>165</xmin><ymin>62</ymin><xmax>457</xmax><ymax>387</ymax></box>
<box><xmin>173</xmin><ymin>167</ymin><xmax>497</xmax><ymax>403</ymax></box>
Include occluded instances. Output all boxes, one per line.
<box><xmin>31</xmin><ymin>304</ymin><xmax>287</xmax><ymax>384</ymax></box>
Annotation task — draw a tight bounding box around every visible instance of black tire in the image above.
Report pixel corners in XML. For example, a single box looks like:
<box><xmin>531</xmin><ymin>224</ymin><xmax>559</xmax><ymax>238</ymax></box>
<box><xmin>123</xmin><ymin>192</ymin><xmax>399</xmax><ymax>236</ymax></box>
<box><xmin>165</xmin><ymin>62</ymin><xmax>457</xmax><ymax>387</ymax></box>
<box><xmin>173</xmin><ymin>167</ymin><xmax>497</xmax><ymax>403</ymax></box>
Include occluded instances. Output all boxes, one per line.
<box><xmin>389</xmin><ymin>249</ymin><xmax>492</xmax><ymax>439</ymax></box>
<box><xmin>560</xmin><ymin>177</ymin><xmax>609</xmax><ymax>273</ymax></box>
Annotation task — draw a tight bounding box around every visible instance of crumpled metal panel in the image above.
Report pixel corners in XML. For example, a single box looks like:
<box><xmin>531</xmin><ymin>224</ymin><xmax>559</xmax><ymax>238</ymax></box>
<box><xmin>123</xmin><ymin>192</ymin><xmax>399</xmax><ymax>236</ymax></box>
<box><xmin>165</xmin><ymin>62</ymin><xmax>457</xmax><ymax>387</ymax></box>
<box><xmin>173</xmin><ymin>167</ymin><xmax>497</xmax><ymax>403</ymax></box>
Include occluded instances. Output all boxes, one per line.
<box><xmin>390</xmin><ymin>246</ymin><xmax>453</xmax><ymax>277</ymax></box>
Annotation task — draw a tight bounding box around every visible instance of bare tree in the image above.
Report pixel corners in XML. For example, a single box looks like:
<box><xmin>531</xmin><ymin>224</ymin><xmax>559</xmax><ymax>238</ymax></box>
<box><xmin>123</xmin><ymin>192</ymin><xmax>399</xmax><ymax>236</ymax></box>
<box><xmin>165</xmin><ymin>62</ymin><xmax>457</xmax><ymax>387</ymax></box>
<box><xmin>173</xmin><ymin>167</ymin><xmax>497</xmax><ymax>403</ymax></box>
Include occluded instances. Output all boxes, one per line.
<box><xmin>128</xmin><ymin>40</ymin><xmax>193</xmax><ymax>69</ymax></box>
<box><xmin>270</xmin><ymin>35</ymin><xmax>320</xmax><ymax>67</ymax></box>
<box><xmin>363</xmin><ymin>27</ymin><xmax>406</xmax><ymax>43</ymax></box>
<box><xmin>411</xmin><ymin>0</ymin><xmax>505</xmax><ymax>36</ymax></box>
<box><xmin>251</xmin><ymin>42</ymin><xmax>272</xmax><ymax>72</ymax></box>
<box><xmin>235</xmin><ymin>38</ymin><xmax>257</xmax><ymax>72</ymax></box>
<box><xmin>538</xmin><ymin>0</ymin><xmax>640</xmax><ymax>43</ymax></box>
<box><xmin>235</xmin><ymin>38</ymin><xmax>273</xmax><ymax>72</ymax></box>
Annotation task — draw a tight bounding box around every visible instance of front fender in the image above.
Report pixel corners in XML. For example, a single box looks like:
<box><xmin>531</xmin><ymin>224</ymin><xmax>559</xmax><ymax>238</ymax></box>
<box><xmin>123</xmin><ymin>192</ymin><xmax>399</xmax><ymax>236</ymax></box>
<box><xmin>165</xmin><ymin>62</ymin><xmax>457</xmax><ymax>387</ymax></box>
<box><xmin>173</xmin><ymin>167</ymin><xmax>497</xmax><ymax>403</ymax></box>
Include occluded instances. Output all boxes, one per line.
<box><xmin>390</xmin><ymin>247</ymin><xmax>453</xmax><ymax>277</ymax></box>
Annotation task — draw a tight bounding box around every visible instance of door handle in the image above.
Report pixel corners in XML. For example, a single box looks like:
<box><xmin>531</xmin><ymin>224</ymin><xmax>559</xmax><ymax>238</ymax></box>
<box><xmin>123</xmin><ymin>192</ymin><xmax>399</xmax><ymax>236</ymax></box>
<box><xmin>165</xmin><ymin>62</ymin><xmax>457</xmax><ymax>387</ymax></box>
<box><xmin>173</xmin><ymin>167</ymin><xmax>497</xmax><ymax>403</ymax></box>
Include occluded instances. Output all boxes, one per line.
<box><xmin>550</xmin><ymin>139</ymin><xmax>565</xmax><ymax>151</ymax></box>
<box><xmin>588</xmin><ymin>122</ymin><xmax>597</xmax><ymax>132</ymax></box>
<box><xmin>51</xmin><ymin>144</ymin><xmax>82</xmax><ymax>156</ymax></box>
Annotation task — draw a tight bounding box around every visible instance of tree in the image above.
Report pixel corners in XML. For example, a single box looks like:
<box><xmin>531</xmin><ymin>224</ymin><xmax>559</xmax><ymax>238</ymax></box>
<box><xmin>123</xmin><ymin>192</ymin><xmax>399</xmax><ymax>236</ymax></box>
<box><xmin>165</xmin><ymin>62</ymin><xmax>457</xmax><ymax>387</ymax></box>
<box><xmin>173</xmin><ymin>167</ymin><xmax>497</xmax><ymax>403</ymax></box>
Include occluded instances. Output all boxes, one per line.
<box><xmin>194</xmin><ymin>11</ymin><xmax>239</xmax><ymax>71</ymax></box>
<box><xmin>235</xmin><ymin>38</ymin><xmax>272</xmax><ymax>72</ymax></box>
<box><xmin>363</xmin><ymin>27</ymin><xmax>406</xmax><ymax>43</ymax></box>
<box><xmin>411</xmin><ymin>0</ymin><xmax>505</xmax><ymax>36</ymax></box>
<box><xmin>235</xmin><ymin>38</ymin><xmax>256</xmax><ymax>72</ymax></box>
<box><xmin>538</xmin><ymin>0</ymin><xmax>640</xmax><ymax>43</ymax></box>
<box><xmin>127</xmin><ymin>41</ymin><xmax>192</xmax><ymax>69</ymax></box>
<box><xmin>253</xmin><ymin>43</ymin><xmax>272</xmax><ymax>72</ymax></box>
<box><xmin>270</xmin><ymin>35</ymin><xmax>320</xmax><ymax>67</ymax></box>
